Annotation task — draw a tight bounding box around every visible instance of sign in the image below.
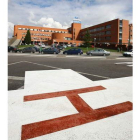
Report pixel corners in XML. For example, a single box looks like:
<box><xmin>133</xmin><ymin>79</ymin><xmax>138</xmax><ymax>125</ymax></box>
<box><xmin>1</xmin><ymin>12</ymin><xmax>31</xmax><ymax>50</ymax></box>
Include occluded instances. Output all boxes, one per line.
<box><xmin>73</xmin><ymin>17</ymin><xmax>81</xmax><ymax>23</ymax></box>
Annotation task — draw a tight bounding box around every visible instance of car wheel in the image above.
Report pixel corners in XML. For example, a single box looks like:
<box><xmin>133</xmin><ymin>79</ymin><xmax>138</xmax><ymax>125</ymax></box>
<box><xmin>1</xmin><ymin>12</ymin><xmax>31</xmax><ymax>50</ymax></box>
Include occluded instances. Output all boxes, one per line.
<box><xmin>54</xmin><ymin>52</ymin><xmax>56</xmax><ymax>54</ymax></box>
<box><xmin>64</xmin><ymin>52</ymin><xmax>67</xmax><ymax>55</ymax></box>
<box><xmin>103</xmin><ymin>54</ymin><xmax>106</xmax><ymax>56</ymax></box>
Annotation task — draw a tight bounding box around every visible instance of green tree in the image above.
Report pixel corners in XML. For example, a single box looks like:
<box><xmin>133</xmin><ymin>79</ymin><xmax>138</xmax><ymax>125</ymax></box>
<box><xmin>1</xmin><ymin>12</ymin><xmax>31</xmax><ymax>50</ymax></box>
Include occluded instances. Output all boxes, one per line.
<box><xmin>24</xmin><ymin>30</ymin><xmax>31</xmax><ymax>44</ymax></box>
<box><xmin>83</xmin><ymin>29</ymin><xmax>92</xmax><ymax>48</ymax></box>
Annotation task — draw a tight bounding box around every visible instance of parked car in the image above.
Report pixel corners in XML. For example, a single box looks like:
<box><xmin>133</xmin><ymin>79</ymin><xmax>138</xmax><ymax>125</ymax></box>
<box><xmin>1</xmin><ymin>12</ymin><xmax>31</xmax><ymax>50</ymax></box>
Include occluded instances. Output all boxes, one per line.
<box><xmin>123</xmin><ymin>49</ymin><xmax>133</xmax><ymax>57</ymax></box>
<box><xmin>33</xmin><ymin>46</ymin><xmax>39</xmax><ymax>52</ymax></box>
<box><xmin>8</xmin><ymin>46</ymin><xmax>15</xmax><ymax>52</ymax></box>
<box><xmin>42</xmin><ymin>48</ymin><xmax>59</xmax><ymax>54</ymax></box>
<box><xmin>8</xmin><ymin>46</ymin><xmax>21</xmax><ymax>53</ymax></box>
<box><xmin>63</xmin><ymin>48</ymin><xmax>83</xmax><ymax>55</ymax></box>
<box><xmin>71</xmin><ymin>44</ymin><xmax>76</xmax><ymax>47</ymax></box>
<box><xmin>21</xmin><ymin>47</ymin><xmax>36</xmax><ymax>53</ymax></box>
<box><xmin>57</xmin><ymin>45</ymin><xmax>64</xmax><ymax>51</ymax></box>
<box><xmin>86</xmin><ymin>49</ymin><xmax>110</xmax><ymax>56</ymax></box>
<box><xmin>67</xmin><ymin>44</ymin><xmax>71</xmax><ymax>47</ymax></box>
<box><xmin>62</xmin><ymin>45</ymin><xmax>67</xmax><ymax>49</ymax></box>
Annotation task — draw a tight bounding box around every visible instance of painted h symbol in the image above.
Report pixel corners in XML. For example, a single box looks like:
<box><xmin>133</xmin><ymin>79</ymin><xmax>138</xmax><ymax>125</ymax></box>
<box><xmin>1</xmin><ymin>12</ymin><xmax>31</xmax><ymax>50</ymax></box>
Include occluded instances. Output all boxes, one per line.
<box><xmin>21</xmin><ymin>86</ymin><xmax>132</xmax><ymax>140</ymax></box>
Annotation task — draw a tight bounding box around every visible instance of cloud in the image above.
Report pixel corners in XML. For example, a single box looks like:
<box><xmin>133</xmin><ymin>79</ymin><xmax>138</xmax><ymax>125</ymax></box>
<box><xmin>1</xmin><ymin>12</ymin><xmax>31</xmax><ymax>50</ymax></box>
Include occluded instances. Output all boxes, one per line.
<box><xmin>8</xmin><ymin>22</ymin><xmax>14</xmax><ymax>38</ymax></box>
<box><xmin>8</xmin><ymin>0</ymin><xmax>132</xmax><ymax>38</ymax></box>
<box><xmin>28</xmin><ymin>12</ymin><xmax>69</xmax><ymax>29</ymax></box>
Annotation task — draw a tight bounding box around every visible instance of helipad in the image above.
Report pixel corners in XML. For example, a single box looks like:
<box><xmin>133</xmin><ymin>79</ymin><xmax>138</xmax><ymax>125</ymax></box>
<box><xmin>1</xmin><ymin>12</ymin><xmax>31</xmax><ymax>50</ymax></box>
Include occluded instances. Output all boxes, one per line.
<box><xmin>8</xmin><ymin>69</ymin><xmax>132</xmax><ymax>140</ymax></box>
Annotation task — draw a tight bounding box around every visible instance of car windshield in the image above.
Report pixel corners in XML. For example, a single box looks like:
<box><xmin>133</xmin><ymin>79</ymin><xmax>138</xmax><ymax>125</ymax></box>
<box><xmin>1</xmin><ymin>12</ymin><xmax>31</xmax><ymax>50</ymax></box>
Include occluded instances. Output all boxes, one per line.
<box><xmin>94</xmin><ymin>49</ymin><xmax>98</xmax><ymax>52</ymax></box>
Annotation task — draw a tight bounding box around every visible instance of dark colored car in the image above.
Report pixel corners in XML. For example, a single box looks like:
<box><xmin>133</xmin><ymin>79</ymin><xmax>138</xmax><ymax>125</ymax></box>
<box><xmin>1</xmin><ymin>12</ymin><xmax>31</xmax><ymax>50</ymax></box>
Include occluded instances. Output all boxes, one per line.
<box><xmin>8</xmin><ymin>46</ymin><xmax>15</xmax><ymax>52</ymax></box>
<box><xmin>63</xmin><ymin>48</ymin><xmax>83</xmax><ymax>55</ymax></box>
<box><xmin>33</xmin><ymin>46</ymin><xmax>39</xmax><ymax>52</ymax></box>
<box><xmin>57</xmin><ymin>45</ymin><xmax>63</xmax><ymax>51</ymax></box>
<box><xmin>42</xmin><ymin>48</ymin><xmax>59</xmax><ymax>54</ymax></box>
<box><xmin>21</xmin><ymin>47</ymin><xmax>36</xmax><ymax>53</ymax></box>
<box><xmin>86</xmin><ymin>49</ymin><xmax>110</xmax><ymax>56</ymax></box>
<box><xmin>8</xmin><ymin>46</ymin><xmax>20</xmax><ymax>53</ymax></box>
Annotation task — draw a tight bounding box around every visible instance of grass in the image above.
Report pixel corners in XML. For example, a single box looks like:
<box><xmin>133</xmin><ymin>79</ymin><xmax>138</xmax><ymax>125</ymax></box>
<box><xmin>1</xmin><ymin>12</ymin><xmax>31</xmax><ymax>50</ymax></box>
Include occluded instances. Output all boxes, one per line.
<box><xmin>18</xmin><ymin>45</ymin><xmax>34</xmax><ymax>49</ymax></box>
<box><xmin>64</xmin><ymin>47</ymin><xmax>122</xmax><ymax>53</ymax></box>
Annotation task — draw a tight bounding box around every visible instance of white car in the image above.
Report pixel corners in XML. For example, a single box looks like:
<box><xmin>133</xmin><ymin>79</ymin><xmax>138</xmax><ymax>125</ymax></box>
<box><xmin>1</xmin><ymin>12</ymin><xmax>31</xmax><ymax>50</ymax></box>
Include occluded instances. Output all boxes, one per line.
<box><xmin>123</xmin><ymin>49</ymin><xmax>133</xmax><ymax>57</ymax></box>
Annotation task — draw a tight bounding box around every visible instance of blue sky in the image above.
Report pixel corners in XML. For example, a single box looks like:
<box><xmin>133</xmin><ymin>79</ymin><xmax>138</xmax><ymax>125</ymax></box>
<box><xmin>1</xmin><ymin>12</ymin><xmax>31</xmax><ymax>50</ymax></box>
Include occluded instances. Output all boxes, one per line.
<box><xmin>8</xmin><ymin>0</ymin><xmax>132</xmax><ymax>37</ymax></box>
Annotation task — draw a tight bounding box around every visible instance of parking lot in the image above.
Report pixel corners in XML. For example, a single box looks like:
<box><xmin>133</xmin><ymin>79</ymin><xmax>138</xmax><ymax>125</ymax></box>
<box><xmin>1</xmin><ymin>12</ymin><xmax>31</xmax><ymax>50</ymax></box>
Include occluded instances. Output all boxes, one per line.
<box><xmin>8</xmin><ymin>52</ymin><xmax>132</xmax><ymax>90</ymax></box>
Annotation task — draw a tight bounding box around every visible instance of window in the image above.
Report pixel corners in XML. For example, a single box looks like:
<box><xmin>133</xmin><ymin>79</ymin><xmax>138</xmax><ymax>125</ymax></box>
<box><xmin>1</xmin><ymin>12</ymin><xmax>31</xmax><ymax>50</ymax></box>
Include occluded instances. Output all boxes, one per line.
<box><xmin>106</xmin><ymin>31</ymin><xmax>111</xmax><ymax>35</ymax></box>
<box><xmin>101</xmin><ymin>26</ymin><xmax>105</xmax><ymax>30</ymax></box>
<box><xmin>65</xmin><ymin>37</ymin><xmax>72</xmax><ymax>40</ymax></box>
<box><xmin>119</xmin><ymin>33</ymin><xmax>122</xmax><ymax>38</ymax></box>
<box><xmin>105</xmin><ymin>36</ymin><xmax>111</xmax><ymax>40</ymax></box>
<box><xmin>119</xmin><ymin>39</ymin><xmax>122</xmax><ymax>44</ymax></box>
<box><xmin>119</xmin><ymin>20</ymin><xmax>122</xmax><ymax>26</ymax></box>
<box><xmin>106</xmin><ymin>25</ymin><xmax>111</xmax><ymax>29</ymax></box>
<box><xmin>101</xmin><ymin>32</ymin><xmax>105</xmax><ymax>35</ymax></box>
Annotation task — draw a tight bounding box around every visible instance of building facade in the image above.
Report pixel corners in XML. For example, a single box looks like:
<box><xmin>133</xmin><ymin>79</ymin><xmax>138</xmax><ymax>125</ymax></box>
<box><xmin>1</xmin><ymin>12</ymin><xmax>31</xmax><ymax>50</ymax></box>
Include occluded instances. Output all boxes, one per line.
<box><xmin>13</xmin><ymin>18</ymin><xmax>133</xmax><ymax>47</ymax></box>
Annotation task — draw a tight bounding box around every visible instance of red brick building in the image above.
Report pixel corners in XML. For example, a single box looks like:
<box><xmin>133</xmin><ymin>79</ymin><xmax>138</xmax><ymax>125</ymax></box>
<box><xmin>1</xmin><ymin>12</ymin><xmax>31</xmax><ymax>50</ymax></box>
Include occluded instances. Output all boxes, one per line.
<box><xmin>14</xmin><ymin>18</ymin><xmax>133</xmax><ymax>48</ymax></box>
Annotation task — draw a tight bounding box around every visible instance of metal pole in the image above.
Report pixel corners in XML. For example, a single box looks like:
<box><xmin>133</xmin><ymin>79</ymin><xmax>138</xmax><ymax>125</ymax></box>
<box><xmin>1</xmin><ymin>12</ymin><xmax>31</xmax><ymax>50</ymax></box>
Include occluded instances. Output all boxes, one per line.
<box><xmin>127</xmin><ymin>39</ymin><xmax>129</xmax><ymax>51</ymax></box>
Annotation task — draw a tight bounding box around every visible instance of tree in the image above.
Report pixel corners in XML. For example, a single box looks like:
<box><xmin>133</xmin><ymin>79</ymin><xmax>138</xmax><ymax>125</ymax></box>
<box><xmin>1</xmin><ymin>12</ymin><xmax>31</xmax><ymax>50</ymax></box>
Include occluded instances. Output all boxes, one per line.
<box><xmin>83</xmin><ymin>29</ymin><xmax>92</xmax><ymax>48</ymax></box>
<box><xmin>24</xmin><ymin>30</ymin><xmax>31</xmax><ymax>44</ymax></box>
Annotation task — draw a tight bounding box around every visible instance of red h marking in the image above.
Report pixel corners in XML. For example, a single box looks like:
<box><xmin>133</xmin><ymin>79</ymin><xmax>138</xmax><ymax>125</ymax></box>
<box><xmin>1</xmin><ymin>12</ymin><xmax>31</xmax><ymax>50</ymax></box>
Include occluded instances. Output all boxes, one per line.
<box><xmin>21</xmin><ymin>86</ymin><xmax>132</xmax><ymax>140</ymax></box>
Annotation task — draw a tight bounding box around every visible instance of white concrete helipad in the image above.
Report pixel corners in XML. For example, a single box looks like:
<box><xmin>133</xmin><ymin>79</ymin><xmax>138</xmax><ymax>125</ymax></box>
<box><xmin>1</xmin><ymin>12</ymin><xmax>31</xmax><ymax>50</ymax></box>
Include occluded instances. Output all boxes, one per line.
<box><xmin>8</xmin><ymin>69</ymin><xmax>132</xmax><ymax>140</ymax></box>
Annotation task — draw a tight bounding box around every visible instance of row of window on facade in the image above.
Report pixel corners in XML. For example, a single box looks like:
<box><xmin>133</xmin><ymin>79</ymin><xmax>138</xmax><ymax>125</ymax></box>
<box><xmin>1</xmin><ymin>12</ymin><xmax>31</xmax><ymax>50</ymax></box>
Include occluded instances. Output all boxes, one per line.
<box><xmin>18</xmin><ymin>28</ymin><xmax>68</xmax><ymax>33</ymax></box>
<box><xmin>22</xmin><ymin>33</ymin><xmax>52</xmax><ymax>36</ymax></box>
<box><xmin>81</xmin><ymin>36</ymin><xmax>111</xmax><ymax>41</ymax></box>
<box><xmin>22</xmin><ymin>36</ymin><xmax>50</xmax><ymax>40</ymax></box>
<box><xmin>31</xmin><ymin>38</ymin><xmax>49</xmax><ymax>40</ymax></box>
<box><xmin>81</xmin><ymin>30</ymin><xmax>111</xmax><ymax>38</ymax></box>
<box><xmin>82</xmin><ymin>25</ymin><xmax>111</xmax><ymax>34</ymax></box>
<box><xmin>64</xmin><ymin>37</ymin><xmax>72</xmax><ymax>40</ymax></box>
<box><xmin>95</xmin><ymin>36</ymin><xmax>111</xmax><ymax>41</ymax></box>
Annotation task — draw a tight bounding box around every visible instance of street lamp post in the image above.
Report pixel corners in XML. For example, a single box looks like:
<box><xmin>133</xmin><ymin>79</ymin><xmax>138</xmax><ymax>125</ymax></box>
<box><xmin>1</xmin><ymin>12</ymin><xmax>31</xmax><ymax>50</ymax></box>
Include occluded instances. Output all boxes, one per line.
<box><xmin>127</xmin><ymin>39</ymin><xmax>129</xmax><ymax>51</ymax></box>
<box><xmin>94</xmin><ymin>38</ymin><xmax>96</xmax><ymax>49</ymax></box>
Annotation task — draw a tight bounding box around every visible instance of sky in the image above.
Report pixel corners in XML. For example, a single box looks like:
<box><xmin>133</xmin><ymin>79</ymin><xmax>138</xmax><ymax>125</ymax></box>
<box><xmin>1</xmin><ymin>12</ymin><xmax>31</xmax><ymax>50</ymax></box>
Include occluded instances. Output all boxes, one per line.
<box><xmin>8</xmin><ymin>0</ymin><xmax>132</xmax><ymax>38</ymax></box>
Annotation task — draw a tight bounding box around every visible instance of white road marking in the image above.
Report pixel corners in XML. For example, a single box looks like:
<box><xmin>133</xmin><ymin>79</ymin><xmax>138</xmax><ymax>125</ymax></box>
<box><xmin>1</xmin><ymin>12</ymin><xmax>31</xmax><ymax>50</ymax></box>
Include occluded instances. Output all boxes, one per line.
<box><xmin>77</xmin><ymin>71</ymin><xmax>109</xmax><ymax>79</ymax></box>
<box><xmin>127</xmin><ymin>65</ymin><xmax>133</xmax><ymax>67</ymax></box>
<box><xmin>115</xmin><ymin>62</ymin><xmax>132</xmax><ymax>65</ymax></box>
<box><xmin>116</xmin><ymin>58</ymin><xmax>131</xmax><ymax>59</ymax></box>
<box><xmin>66</xmin><ymin>56</ymin><xmax>80</xmax><ymax>57</ymax></box>
<box><xmin>8</xmin><ymin>61</ymin><xmax>109</xmax><ymax>79</ymax></box>
<box><xmin>8</xmin><ymin>76</ymin><xmax>24</xmax><ymax>80</ymax></box>
<box><xmin>8</xmin><ymin>61</ymin><xmax>25</xmax><ymax>66</ymax></box>
<box><xmin>8</xmin><ymin>53</ymin><xmax>31</xmax><ymax>56</ymax></box>
<box><xmin>23</xmin><ymin>61</ymin><xmax>61</xmax><ymax>69</ymax></box>
<box><xmin>28</xmin><ymin>54</ymin><xmax>57</xmax><ymax>57</ymax></box>
<box><xmin>23</xmin><ymin>61</ymin><xmax>109</xmax><ymax>79</ymax></box>
<box><xmin>66</xmin><ymin>56</ymin><xmax>106</xmax><ymax>59</ymax></box>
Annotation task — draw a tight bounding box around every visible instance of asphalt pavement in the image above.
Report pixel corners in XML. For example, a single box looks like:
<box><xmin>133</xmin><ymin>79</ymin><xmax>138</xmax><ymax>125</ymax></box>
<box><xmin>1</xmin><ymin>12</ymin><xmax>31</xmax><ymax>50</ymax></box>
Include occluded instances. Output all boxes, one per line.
<box><xmin>8</xmin><ymin>52</ymin><xmax>132</xmax><ymax>90</ymax></box>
